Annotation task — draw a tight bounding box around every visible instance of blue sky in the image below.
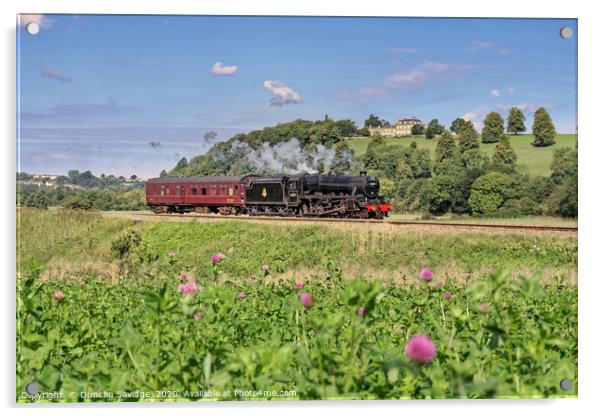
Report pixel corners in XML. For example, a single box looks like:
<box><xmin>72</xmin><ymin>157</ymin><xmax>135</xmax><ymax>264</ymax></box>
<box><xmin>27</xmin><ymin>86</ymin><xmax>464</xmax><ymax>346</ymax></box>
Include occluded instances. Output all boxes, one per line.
<box><xmin>17</xmin><ymin>15</ymin><xmax>577</xmax><ymax>178</ymax></box>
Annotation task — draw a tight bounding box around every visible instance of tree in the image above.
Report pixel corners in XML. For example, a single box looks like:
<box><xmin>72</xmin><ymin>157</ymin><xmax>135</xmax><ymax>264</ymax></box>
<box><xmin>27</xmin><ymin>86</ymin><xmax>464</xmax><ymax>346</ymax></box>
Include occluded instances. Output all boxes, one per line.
<box><xmin>481</xmin><ymin>111</ymin><xmax>505</xmax><ymax>143</ymax></box>
<box><xmin>532</xmin><ymin>107</ymin><xmax>556</xmax><ymax>147</ymax></box>
<box><xmin>362</xmin><ymin>133</ymin><xmax>385</xmax><ymax>169</ymax></box>
<box><xmin>550</xmin><ymin>147</ymin><xmax>577</xmax><ymax>185</ymax></box>
<box><xmin>491</xmin><ymin>136</ymin><xmax>517</xmax><ymax>174</ymax></box>
<box><xmin>334</xmin><ymin>119</ymin><xmax>358</xmax><ymax>137</ymax></box>
<box><xmin>506</xmin><ymin>107</ymin><xmax>526</xmax><ymax>135</ymax></box>
<box><xmin>450</xmin><ymin>117</ymin><xmax>467</xmax><ymax>134</ymax></box>
<box><xmin>434</xmin><ymin>130</ymin><xmax>457</xmax><ymax>164</ymax></box>
<box><xmin>356</xmin><ymin>127</ymin><xmax>371</xmax><ymax>137</ymax></box>
<box><xmin>425</xmin><ymin>119</ymin><xmax>444</xmax><ymax>139</ymax></box>
<box><xmin>457</xmin><ymin>120</ymin><xmax>479</xmax><ymax>153</ymax></box>
<box><xmin>159</xmin><ymin>169</ymin><xmax>168</xmax><ymax>177</ymax></box>
<box><xmin>364</xmin><ymin>114</ymin><xmax>383</xmax><ymax>128</ymax></box>
<box><xmin>130</xmin><ymin>175</ymin><xmax>138</xmax><ymax>181</ymax></box>
<box><xmin>411</xmin><ymin>123</ymin><xmax>425</xmax><ymax>135</ymax></box>
<box><xmin>468</xmin><ymin>172</ymin><xmax>511</xmax><ymax>214</ymax></box>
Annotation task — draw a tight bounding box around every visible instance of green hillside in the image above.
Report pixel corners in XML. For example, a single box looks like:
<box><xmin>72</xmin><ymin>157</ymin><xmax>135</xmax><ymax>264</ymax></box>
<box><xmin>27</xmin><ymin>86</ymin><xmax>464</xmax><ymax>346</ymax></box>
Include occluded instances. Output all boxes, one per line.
<box><xmin>346</xmin><ymin>134</ymin><xmax>577</xmax><ymax>177</ymax></box>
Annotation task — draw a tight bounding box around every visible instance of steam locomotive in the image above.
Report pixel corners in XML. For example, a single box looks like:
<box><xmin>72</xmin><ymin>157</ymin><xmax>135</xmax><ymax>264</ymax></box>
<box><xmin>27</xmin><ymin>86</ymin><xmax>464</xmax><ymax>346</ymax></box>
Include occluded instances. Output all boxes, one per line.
<box><xmin>145</xmin><ymin>172</ymin><xmax>392</xmax><ymax>219</ymax></box>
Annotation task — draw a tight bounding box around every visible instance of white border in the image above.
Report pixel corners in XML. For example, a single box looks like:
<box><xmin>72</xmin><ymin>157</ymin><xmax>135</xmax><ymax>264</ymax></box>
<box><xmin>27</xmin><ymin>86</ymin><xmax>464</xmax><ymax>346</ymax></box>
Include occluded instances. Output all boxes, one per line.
<box><xmin>2</xmin><ymin>1</ymin><xmax>599</xmax><ymax>415</ymax></box>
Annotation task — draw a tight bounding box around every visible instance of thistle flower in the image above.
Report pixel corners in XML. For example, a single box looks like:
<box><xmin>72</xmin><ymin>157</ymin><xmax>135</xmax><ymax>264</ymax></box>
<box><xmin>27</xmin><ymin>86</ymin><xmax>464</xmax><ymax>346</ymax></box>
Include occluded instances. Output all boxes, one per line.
<box><xmin>168</xmin><ymin>251</ymin><xmax>177</xmax><ymax>257</ymax></box>
<box><xmin>216</xmin><ymin>252</ymin><xmax>226</xmax><ymax>260</ymax></box>
<box><xmin>357</xmin><ymin>305</ymin><xmax>366</xmax><ymax>316</ymax></box>
<box><xmin>405</xmin><ymin>334</ymin><xmax>436</xmax><ymax>364</ymax></box>
<box><xmin>53</xmin><ymin>290</ymin><xmax>65</xmax><ymax>303</ymax></box>
<box><xmin>479</xmin><ymin>303</ymin><xmax>490</xmax><ymax>313</ymax></box>
<box><xmin>237</xmin><ymin>291</ymin><xmax>246</xmax><ymax>300</ymax></box>
<box><xmin>178</xmin><ymin>281</ymin><xmax>198</xmax><ymax>296</ymax></box>
<box><xmin>299</xmin><ymin>292</ymin><xmax>314</xmax><ymax>308</ymax></box>
<box><xmin>294</xmin><ymin>282</ymin><xmax>303</xmax><ymax>290</ymax></box>
<box><xmin>194</xmin><ymin>312</ymin><xmax>203</xmax><ymax>320</ymax></box>
<box><xmin>442</xmin><ymin>291</ymin><xmax>452</xmax><ymax>301</ymax></box>
<box><xmin>420</xmin><ymin>267</ymin><xmax>433</xmax><ymax>282</ymax></box>
<box><xmin>78</xmin><ymin>279</ymin><xmax>86</xmax><ymax>286</ymax></box>
<box><xmin>211</xmin><ymin>252</ymin><xmax>226</xmax><ymax>265</ymax></box>
<box><xmin>180</xmin><ymin>271</ymin><xmax>188</xmax><ymax>281</ymax></box>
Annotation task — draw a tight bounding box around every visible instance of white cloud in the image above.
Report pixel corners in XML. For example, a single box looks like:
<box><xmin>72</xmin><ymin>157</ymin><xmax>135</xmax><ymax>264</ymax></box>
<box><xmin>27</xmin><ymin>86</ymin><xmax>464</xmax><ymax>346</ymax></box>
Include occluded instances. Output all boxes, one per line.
<box><xmin>18</xmin><ymin>14</ymin><xmax>54</xmax><ymax>29</ymax></box>
<box><xmin>263</xmin><ymin>80</ymin><xmax>301</xmax><ymax>106</ymax></box>
<box><xmin>210</xmin><ymin>62</ymin><xmax>238</xmax><ymax>75</ymax></box>
<box><xmin>384</xmin><ymin>61</ymin><xmax>461</xmax><ymax>89</ymax></box>
<box><xmin>497</xmin><ymin>102</ymin><xmax>555</xmax><ymax>114</ymax></box>
<box><xmin>490</xmin><ymin>89</ymin><xmax>501</xmax><ymax>98</ymax></box>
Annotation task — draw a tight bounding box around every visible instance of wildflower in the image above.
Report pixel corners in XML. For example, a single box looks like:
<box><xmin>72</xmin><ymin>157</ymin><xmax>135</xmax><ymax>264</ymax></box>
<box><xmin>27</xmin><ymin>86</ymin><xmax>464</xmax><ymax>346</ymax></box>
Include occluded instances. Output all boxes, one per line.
<box><xmin>405</xmin><ymin>334</ymin><xmax>437</xmax><ymax>364</ymax></box>
<box><xmin>262</xmin><ymin>264</ymin><xmax>269</xmax><ymax>273</ymax></box>
<box><xmin>180</xmin><ymin>271</ymin><xmax>188</xmax><ymax>281</ymax></box>
<box><xmin>249</xmin><ymin>275</ymin><xmax>258</xmax><ymax>284</ymax></box>
<box><xmin>194</xmin><ymin>312</ymin><xmax>203</xmax><ymax>320</ymax></box>
<box><xmin>78</xmin><ymin>279</ymin><xmax>86</xmax><ymax>286</ymax></box>
<box><xmin>201</xmin><ymin>305</ymin><xmax>209</xmax><ymax>312</ymax></box>
<box><xmin>479</xmin><ymin>303</ymin><xmax>490</xmax><ymax>313</ymax></box>
<box><xmin>237</xmin><ymin>291</ymin><xmax>246</xmax><ymax>300</ymax></box>
<box><xmin>178</xmin><ymin>281</ymin><xmax>198</xmax><ymax>296</ymax></box>
<box><xmin>357</xmin><ymin>305</ymin><xmax>366</xmax><ymax>316</ymax></box>
<box><xmin>299</xmin><ymin>292</ymin><xmax>314</xmax><ymax>308</ymax></box>
<box><xmin>294</xmin><ymin>282</ymin><xmax>303</xmax><ymax>290</ymax></box>
<box><xmin>53</xmin><ymin>290</ymin><xmax>65</xmax><ymax>303</ymax></box>
<box><xmin>420</xmin><ymin>267</ymin><xmax>433</xmax><ymax>282</ymax></box>
<box><xmin>442</xmin><ymin>291</ymin><xmax>452</xmax><ymax>301</ymax></box>
<box><xmin>168</xmin><ymin>251</ymin><xmax>177</xmax><ymax>257</ymax></box>
<box><xmin>211</xmin><ymin>252</ymin><xmax>226</xmax><ymax>265</ymax></box>
<box><xmin>431</xmin><ymin>279</ymin><xmax>445</xmax><ymax>289</ymax></box>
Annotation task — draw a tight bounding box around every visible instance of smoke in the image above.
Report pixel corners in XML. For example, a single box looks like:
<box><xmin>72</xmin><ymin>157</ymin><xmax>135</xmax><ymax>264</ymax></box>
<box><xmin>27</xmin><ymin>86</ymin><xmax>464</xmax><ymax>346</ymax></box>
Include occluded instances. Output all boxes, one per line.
<box><xmin>202</xmin><ymin>130</ymin><xmax>218</xmax><ymax>144</ymax></box>
<box><xmin>219</xmin><ymin>138</ymin><xmax>350</xmax><ymax>175</ymax></box>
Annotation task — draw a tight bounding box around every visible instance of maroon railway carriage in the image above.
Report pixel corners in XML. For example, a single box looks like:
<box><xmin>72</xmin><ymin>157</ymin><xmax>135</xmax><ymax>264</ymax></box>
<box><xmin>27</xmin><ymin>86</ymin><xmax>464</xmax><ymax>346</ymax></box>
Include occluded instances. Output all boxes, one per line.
<box><xmin>146</xmin><ymin>176</ymin><xmax>244</xmax><ymax>214</ymax></box>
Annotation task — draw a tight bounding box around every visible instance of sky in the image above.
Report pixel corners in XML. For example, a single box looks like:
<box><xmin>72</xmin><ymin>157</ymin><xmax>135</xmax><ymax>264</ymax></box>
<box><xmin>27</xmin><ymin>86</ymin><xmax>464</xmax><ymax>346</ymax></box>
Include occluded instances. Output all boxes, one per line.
<box><xmin>17</xmin><ymin>15</ymin><xmax>577</xmax><ymax>178</ymax></box>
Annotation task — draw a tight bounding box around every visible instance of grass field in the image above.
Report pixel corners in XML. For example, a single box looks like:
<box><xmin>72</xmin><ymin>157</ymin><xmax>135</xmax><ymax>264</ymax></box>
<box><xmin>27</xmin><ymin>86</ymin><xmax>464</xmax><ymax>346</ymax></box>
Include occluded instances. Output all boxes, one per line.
<box><xmin>16</xmin><ymin>208</ymin><xmax>578</xmax><ymax>401</ymax></box>
<box><xmin>387</xmin><ymin>214</ymin><xmax>578</xmax><ymax>227</ymax></box>
<box><xmin>346</xmin><ymin>134</ymin><xmax>577</xmax><ymax>177</ymax></box>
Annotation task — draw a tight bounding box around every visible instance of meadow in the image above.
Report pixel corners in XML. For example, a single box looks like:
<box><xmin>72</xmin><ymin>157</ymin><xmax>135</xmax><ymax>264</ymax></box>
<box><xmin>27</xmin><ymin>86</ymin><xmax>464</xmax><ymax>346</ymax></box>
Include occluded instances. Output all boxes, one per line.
<box><xmin>346</xmin><ymin>134</ymin><xmax>577</xmax><ymax>177</ymax></box>
<box><xmin>16</xmin><ymin>208</ymin><xmax>578</xmax><ymax>401</ymax></box>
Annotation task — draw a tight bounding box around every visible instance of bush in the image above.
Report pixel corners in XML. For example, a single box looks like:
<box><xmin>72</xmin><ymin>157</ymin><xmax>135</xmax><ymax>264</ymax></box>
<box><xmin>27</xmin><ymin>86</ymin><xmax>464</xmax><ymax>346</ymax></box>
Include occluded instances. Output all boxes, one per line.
<box><xmin>111</xmin><ymin>229</ymin><xmax>142</xmax><ymax>259</ymax></box>
<box><xmin>468</xmin><ymin>172</ymin><xmax>511</xmax><ymax>214</ymax></box>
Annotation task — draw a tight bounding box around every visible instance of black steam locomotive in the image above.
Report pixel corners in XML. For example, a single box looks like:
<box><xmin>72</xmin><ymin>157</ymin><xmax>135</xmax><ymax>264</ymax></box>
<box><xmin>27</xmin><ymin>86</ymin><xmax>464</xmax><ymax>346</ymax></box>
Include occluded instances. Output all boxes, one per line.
<box><xmin>146</xmin><ymin>172</ymin><xmax>392</xmax><ymax>219</ymax></box>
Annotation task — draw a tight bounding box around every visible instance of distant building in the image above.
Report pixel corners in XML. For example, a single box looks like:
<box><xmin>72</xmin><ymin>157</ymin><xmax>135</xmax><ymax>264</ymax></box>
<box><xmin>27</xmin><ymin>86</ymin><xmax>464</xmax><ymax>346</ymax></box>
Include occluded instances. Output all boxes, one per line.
<box><xmin>368</xmin><ymin>117</ymin><xmax>423</xmax><ymax>137</ymax></box>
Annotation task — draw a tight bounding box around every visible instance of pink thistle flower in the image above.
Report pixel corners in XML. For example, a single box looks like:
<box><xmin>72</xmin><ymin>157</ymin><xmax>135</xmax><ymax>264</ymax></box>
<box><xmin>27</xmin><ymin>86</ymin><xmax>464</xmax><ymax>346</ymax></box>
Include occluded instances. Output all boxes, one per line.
<box><xmin>202</xmin><ymin>305</ymin><xmax>209</xmax><ymax>312</ymax></box>
<box><xmin>405</xmin><ymin>334</ymin><xmax>437</xmax><ymax>364</ymax></box>
<box><xmin>216</xmin><ymin>252</ymin><xmax>226</xmax><ymax>260</ymax></box>
<box><xmin>262</xmin><ymin>264</ymin><xmax>269</xmax><ymax>273</ymax></box>
<box><xmin>53</xmin><ymin>290</ymin><xmax>65</xmax><ymax>303</ymax></box>
<box><xmin>194</xmin><ymin>312</ymin><xmax>203</xmax><ymax>320</ymax></box>
<box><xmin>178</xmin><ymin>281</ymin><xmax>198</xmax><ymax>296</ymax></box>
<box><xmin>299</xmin><ymin>292</ymin><xmax>314</xmax><ymax>308</ymax></box>
<box><xmin>357</xmin><ymin>305</ymin><xmax>366</xmax><ymax>316</ymax></box>
<box><xmin>180</xmin><ymin>271</ymin><xmax>188</xmax><ymax>281</ymax></box>
<box><xmin>294</xmin><ymin>282</ymin><xmax>303</xmax><ymax>290</ymax></box>
<box><xmin>442</xmin><ymin>291</ymin><xmax>452</xmax><ymax>301</ymax></box>
<box><xmin>168</xmin><ymin>251</ymin><xmax>177</xmax><ymax>257</ymax></box>
<box><xmin>211</xmin><ymin>252</ymin><xmax>225</xmax><ymax>265</ymax></box>
<box><xmin>78</xmin><ymin>279</ymin><xmax>86</xmax><ymax>286</ymax></box>
<box><xmin>479</xmin><ymin>303</ymin><xmax>490</xmax><ymax>313</ymax></box>
<box><xmin>237</xmin><ymin>291</ymin><xmax>246</xmax><ymax>300</ymax></box>
<box><xmin>420</xmin><ymin>267</ymin><xmax>433</xmax><ymax>282</ymax></box>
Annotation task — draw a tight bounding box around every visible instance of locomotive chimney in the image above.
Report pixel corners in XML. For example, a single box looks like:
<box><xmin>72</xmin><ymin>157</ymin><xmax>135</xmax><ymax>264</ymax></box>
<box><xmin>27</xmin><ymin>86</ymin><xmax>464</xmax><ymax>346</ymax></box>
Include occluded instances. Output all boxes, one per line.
<box><xmin>360</xmin><ymin>170</ymin><xmax>367</xmax><ymax>176</ymax></box>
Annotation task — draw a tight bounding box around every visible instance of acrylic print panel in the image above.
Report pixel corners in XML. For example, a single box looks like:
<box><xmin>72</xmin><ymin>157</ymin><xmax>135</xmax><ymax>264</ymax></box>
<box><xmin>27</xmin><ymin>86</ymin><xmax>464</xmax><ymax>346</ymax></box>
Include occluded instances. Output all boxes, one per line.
<box><xmin>16</xmin><ymin>14</ymin><xmax>577</xmax><ymax>402</ymax></box>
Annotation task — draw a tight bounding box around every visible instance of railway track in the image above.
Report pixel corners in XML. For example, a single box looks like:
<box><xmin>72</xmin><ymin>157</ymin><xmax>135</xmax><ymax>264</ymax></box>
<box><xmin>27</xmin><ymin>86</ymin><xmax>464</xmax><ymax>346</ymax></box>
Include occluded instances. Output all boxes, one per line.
<box><xmin>123</xmin><ymin>212</ymin><xmax>577</xmax><ymax>234</ymax></box>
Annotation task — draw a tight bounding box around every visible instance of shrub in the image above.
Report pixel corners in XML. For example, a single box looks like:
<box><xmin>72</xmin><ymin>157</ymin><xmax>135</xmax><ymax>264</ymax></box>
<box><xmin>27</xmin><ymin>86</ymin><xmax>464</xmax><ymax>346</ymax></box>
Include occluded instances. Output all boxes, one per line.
<box><xmin>468</xmin><ymin>172</ymin><xmax>511</xmax><ymax>214</ymax></box>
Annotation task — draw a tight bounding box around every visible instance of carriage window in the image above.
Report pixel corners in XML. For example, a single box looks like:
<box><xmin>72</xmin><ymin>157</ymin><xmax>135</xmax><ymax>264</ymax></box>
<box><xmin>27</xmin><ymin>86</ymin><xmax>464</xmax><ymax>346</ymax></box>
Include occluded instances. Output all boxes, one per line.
<box><xmin>201</xmin><ymin>186</ymin><xmax>206</xmax><ymax>195</ymax></box>
<box><xmin>166</xmin><ymin>186</ymin><xmax>170</xmax><ymax>195</ymax></box>
<box><xmin>176</xmin><ymin>186</ymin><xmax>180</xmax><ymax>196</ymax></box>
<box><xmin>160</xmin><ymin>185</ymin><xmax>165</xmax><ymax>196</ymax></box>
<box><xmin>220</xmin><ymin>185</ymin><xmax>226</xmax><ymax>195</ymax></box>
<box><xmin>209</xmin><ymin>185</ymin><xmax>217</xmax><ymax>195</ymax></box>
<box><xmin>192</xmin><ymin>186</ymin><xmax>197</xmax><ymax>195</ymax></box>
<box><xmin>228</xmin><ymin>186</ymin><xmax>234</xmax><ymax>196</ymax></box>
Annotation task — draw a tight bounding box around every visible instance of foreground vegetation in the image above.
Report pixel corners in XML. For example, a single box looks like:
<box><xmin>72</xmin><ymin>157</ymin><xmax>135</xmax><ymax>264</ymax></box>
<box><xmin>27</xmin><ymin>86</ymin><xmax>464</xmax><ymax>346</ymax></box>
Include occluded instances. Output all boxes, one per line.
<box><xmin>16</xmin><ymin>208</ymin><xmax>577</xmax><ymax>401</ymax></box>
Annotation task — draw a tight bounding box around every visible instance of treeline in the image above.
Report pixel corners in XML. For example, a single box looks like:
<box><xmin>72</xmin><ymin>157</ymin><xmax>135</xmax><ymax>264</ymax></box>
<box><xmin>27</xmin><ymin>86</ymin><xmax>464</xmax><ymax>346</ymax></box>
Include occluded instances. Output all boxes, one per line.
<box><xmin>17</xmin><ymin>170</ymin><xmax>146</xmax><ymax>210</ymax></box>
<box><xmin>17</xmin><ymin>170</ymin><xmax>141</xmax><ymax>188</ymax></box>
<box><xmin>368</xmin><ymin>121</ymin><xmax>577</xmax><ymax>217</ymax></box>
<box><xmin>168</xmin><ymin>117</ymin><xmax>361</xmax><ymax>177</ymax></box>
